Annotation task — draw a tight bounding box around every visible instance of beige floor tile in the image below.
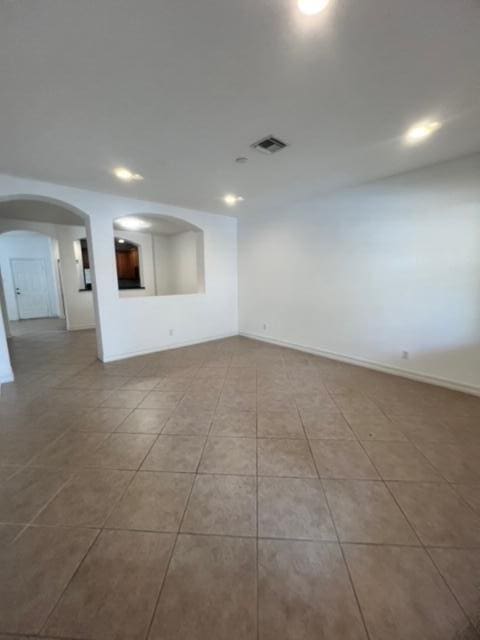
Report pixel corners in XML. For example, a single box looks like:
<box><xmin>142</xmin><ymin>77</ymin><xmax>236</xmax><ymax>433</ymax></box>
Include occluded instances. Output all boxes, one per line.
<box><xmin>121</xmin><ymin>376</ymin><xmax>162</xmax><ymax>391</ymax></box>
<box><xmin>223</xmin><ymin>379</ymin><xmax>257</xmax><ymax>393</ymax></box>
<box><xmin>31</xmin><ymin>431</ymin><xmax>109</xmax><ymax>468</ymax></box>
<box><xmin>106</xmin><ymin>471</ymin><xmax>193</xmax><ymax>531</ymax></box>
<box><xmin>0</xmin><ymin>525</ymin><xmax>97</xmax><ymax>634</ymax></box>
<box><xmin>391</xmin><ymin>417</ymin><xmax>458</xmax><ymax>443</ymax></box>
<box><xmin>0</xmin><ymin>466</ymin><xmax>71</xmax><ymax>524</ymax></box>
<box><xmin>344</xmin><ymin>544</ymin><xmax>475</xmax><ymax>640</ymax></box>
<box><xmin>257</xmin><ymin>410</ymin><xmax>304</xmax><ymax>438</ymax></box>
<box><xmin>0</xmin><ymin>523</ymin><xmax>22</xmax><ymax>546</ymax></box>
<box><xmin>258</xmin><ymin>438</ymin><xmax>317</xmax><ymax>478</ymax></box>
<box><xmin>88</xmin><ymin>433</ymin><xmax>156</xmax><ymax>470</ymax></box>
<box><xmin>45</xmin><ymin>529</ymin><xmax>174</xmax><ymax>640</ymax></box>
<box><xmin>323</xmin><ymin>479</ymin><xmax>418</xmax><ymax>544</ymax></box>
<box><xmin>139</xmin><ymin>391</ymin><xmax>184</xmax><ymax>410</ymax></box>
<box><xmin>363</xmin><ymin>442</ymin><xmax>442</xmax><ymax>481</ymax></box>
<box><xmin>257</xmin><ymin>392</ymin><xmax>296</xmax><ymax>413</ymax></box>
<box><xmin>72</xmin><ymin>407</ymin><xmax>132</xmax><ymax>432</ymax></box>
<box><xmin>181</xmin><ymin>474</ymin><xmax>256</xmax><ymax>536</ymax></box>
<box><xmin>31</xmin><ymin>406</ymin><xmax>87</xmax><ymax>431</ymax></box>
<box><xmin>415</xmin><ymin>442</ymin><xmax>480</xmax><ymax>483</ymax></box>
<box><xmin>199</xmin><ymin>437</ymin><xmax>256</xmax><ymax>475</ymax></box>
<box><xmin>259</xmin><ymin>476</ymin><xmax>336</xmax><ymax>540</ymax></box>
<box><xmin>115</xmin><ymin>408</ymin><xmax>171</xmax><ymax>433</ymax></box>
<box><xmin>453</xmin><ymin>484</ymin><xmax>480</xmax><ymax>514</ymax></box>
<box><xmin>0</xmin><ymin>466</ymin><xmax>20</xmax><ymax>483</ymax></box>
<box><xmin>162</xmin><ymin>409</ymin><xmax>213</xmax><ymax>435</ymax></box>
<box><xmin>344</xmin><ymin>412</ymin><xmax>407</xmax><ymax>441</ymax></box>
<box><xmin>302</xmin><ymin>409</ymin><xmax>355</xmax><ymax>439</ymax></box>
<box><xmin>429</xmin><ymin>547</ymin><xmax>480</xmax><ymax>633</ymax></box>
<box><xmin>34</xmin><ymin>468</ymin><xmax>133</xmax><ymax>527</ymax></box>
<box><xmin>149</xmin><ymin>534</ymin><xmax>256</xmax><ymax>640</ymax></box>
<box><xmin>0</xmin><ymin>430</ymin><xmax>61</xmax><ymax>466</ymax></box>
<box><xmin>332</xmin><ymin>392</ymin><xmax>378</xmax><ymax>413</ymax></box>
<box><xmin>259</xmin><ymin>539</ymin><xmax>367</xmax><ymax>640</ymax></box>
<box><xmin>211</xmin><ymin>409</ymin><xmax>257</xmax><ymax>437</ymax></box>
<box><xmin>6</xmin><ymin>331</ymin><xmax>480</xmax><ymax>639</ymax></box>
<box><xmin>100</xmin><ymin>389</ymin><xmax>148</xmax><ymax>409</ymax></box>
<box><xmin>218</xmin><ymin>390</ymin><xmax>257</xmax><ymax>412</ymax></box>
<box><xmin>388</xmin><ymin>481</ymin><xmax>480</xmax><ymax>547</ymax></box>
<box><xmin>295</xmin><ymin>392</ymin><xmax>338</xmax><ymax>413</ymax></box>
<box><xmin>310</xmin><ymin>440</ymin><xmax>379</xmax><ymax>479</ymax></box>
<box><xmin>178</xmin><ymin>392</ymin><xmax>220</xmax><ymax>412</ymax></box>
<box><xmin>142</xmin><ymin>435</ymin><xmax>206</xmax><ymax>472</ymax></box>
<box><xmin>156</xmin><ymin>376</ymin><xmax>193</xmax><ymax>392</ymax></box>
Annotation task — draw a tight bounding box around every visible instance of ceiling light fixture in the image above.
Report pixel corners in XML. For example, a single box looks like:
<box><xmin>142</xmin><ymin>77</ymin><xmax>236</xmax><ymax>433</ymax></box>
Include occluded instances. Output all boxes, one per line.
<box><xmin>113</xmin><ymin>167</ymin><xmax>144</xmax><ymax>182</ymax></box>
<box><xmin>116</xmin><ymin>217</ymin><xmax>151</xmax><ymax>231</ymax></box>
<box><xmin>224</xmin><ymin>194</ymin><xmax>244</xmax><ymax>206</ymax></box>
<box><xmin>297</xmin><ymin>0</ymin><xmax>330</xmax><ymax>16</ymax></box>
<box><xmin>117</xmin><ymin>238</ymin><xmax>125</xmax><ymax>244</ymax></box>
<box><xmin>405</xmin><ymin>120</ymin><xmax>442</xmax><ymax>145</ymax></box>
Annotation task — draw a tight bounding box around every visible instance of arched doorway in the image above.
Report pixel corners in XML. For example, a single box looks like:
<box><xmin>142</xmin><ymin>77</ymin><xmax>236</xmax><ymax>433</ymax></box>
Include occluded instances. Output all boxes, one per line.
<box><xmin>0</xmin><ymin>229</ymin><xmax>66</xmax><ymax>337</ymax></box>
<box><xmin>0</xmin><ymin>196</ymin><xmax>102</xmax><ymax>383</ymax></box>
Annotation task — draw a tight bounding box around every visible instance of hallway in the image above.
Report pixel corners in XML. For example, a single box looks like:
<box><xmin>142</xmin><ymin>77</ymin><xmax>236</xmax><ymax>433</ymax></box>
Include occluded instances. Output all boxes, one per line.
<box><xmin>0</xmin><ymin>331</ymin><xmax>480</xmax><ymax>639</ymax></box>
<box><xmin>8</xmin><ymin>317</ymin><xmax>67</xmax><ymax>337</ymax></box>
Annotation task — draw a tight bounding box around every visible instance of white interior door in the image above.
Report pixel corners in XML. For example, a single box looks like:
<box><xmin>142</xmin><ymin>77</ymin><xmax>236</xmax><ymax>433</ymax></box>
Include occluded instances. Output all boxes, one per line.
<box><xmin>11</xmin><ymin>258</ymin><xmax>51</xmax><ymax>319</ymax></box>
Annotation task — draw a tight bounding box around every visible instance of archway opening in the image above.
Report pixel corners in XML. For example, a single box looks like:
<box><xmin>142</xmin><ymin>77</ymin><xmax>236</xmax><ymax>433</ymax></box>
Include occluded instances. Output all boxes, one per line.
<box><xmin>112</xmin><ymin>213</ymin><xmax>206</xmax><ymax>297</ymax></box>
<box><xmin>0</xmin><ymin>196</ymin><xmax>100</xmax><ymax>381</ymax></box>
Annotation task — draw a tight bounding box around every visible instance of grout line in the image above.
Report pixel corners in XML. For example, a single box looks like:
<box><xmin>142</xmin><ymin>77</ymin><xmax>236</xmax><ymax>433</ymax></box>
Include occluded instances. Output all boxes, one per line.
<box><xmin>39</xmin><ymin>526</ymin><xmax>102</xmax><ymax>635</ymax></box>
<box><xmin>143</xmin><ymin>352</ymin><xmax>230</xmax><ymax>640</ymax></box>
<box><xmin>295</xmin><ymin>377</ymin><xmax>372</xmax><ymax>640</ymax></box>
<box><xmin>353</xmin><ymin>434</ymin><xmax>479</xmax><ymax>634</ymax></box>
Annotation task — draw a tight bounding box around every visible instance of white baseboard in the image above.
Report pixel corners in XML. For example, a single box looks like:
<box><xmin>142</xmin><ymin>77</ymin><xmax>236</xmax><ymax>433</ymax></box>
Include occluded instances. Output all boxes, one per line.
<box><xmin>67</xmin><ymin>324</ymin><xmax>96</xmax><ymax>332</ymax></box>
<box><xmin>102</xmin><ymin>332</ymin><xmax>238</xmax><ymax>363</ymax></box>
<box><xmin>0</xmin><ymin>369</ymin><xmax>14</xmax><ymax>386</ymax></box>
<box><xmin>240</xmin><ymin>331</ymin><xmax>480</xmax><ymax>397</ymax></box>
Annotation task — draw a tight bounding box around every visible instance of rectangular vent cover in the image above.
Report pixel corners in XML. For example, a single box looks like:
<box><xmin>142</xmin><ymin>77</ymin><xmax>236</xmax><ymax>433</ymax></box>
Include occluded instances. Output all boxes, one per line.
<box><xmin>251</xmin><ymin>135</ymin><xmax>288</xmax><ymax>154</ymax></box>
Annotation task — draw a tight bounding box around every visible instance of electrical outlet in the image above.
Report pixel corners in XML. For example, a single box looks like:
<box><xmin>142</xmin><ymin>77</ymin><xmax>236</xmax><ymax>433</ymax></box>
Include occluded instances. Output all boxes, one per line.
<box><xmin>169</xmin><ymin>329</ymin><xmax>174</xmax><ymax>336</ymax></box>
<box><xmin>262</xmin><ymin>323</ymin><xmax>267</xmax><ymax>331</ymax></box>
<box><xmin>401</xmin><ymin>350</ymin><xmax>409</xmax><ymax>360</ymax></box>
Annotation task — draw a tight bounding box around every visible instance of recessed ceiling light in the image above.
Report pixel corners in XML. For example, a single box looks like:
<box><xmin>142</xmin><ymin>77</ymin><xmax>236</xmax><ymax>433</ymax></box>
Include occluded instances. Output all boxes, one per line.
<box><xmin>405</xmin><ymin>120</ymin><xmax>442</xmax><ymax>145</ymax></box>
<box><xmin>117</xmin><ymin>238</ymin><xmax>125</xmax><ymax>244</ymax></box>
<box><xmin>224</xmin><ymin>194</ymin><xmax>244</xmax><ymax>206</ymax></box>
<box><xmin>113</xmin><ymin>167</ymin><xmax>144</xmax><ymax>182</ymax></box>
<box><xmin>297</xmin><ymin>0</ymin><xmax>330</xmax><ymax>16</ymax></box>
<box><xmin>116</xmin><ymin>217</ymin><xmax>151</xmax><ymax>231</ymax></box>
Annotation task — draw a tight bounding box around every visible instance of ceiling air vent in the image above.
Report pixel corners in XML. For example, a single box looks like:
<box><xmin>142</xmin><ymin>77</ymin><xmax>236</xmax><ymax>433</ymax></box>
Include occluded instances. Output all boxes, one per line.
<box><xmin>251</xmin><ymin>135</ymin><xmax>288</xmax><ymax>155</ymax></box>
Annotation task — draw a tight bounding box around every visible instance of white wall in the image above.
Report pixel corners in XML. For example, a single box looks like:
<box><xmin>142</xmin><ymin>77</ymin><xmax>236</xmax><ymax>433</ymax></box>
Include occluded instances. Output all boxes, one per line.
<box><xmin>152</xmin><ymin>230</ymin><xmax>205</xmax><ymax>295</ymax></box>
<box><xmin>55</xmin><ymin>225</ymin><xmax>96</xmax><ymax>330</ymax></box>
<box><xmin>239</xmin><ymin>154</ymin><xmax>480</xmax><ymax>393</ymax></box>
<box><xmin>0</xmin><ymin>232</ymin><xmax>61</xmax><ymax>321</ymax></box>
<box><xmin>0</xmin><ymin>174</ymin><xmax>238</xmax><ymax>379</ymax></box>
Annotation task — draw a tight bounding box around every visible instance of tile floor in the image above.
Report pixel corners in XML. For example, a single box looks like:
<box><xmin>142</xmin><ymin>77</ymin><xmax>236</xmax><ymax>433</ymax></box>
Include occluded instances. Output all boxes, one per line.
<box><xmin>0</xmin><ymin>328</ymin><xmax>480</xmax><ymax>639</ymax></box>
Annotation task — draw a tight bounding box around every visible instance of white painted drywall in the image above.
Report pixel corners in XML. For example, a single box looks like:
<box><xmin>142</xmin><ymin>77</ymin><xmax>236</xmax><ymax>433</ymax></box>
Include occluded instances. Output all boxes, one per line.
<box><xmin>152</xmin><ymin>230</ymin><xmax>204</xmax><ymax>296</ymax></box>
<box><xmin>0</xmin><ymin>231</ymin><xmax>61</xmax><ymax>320</ymax></box>
<box><xmin>239</xmin><ymin>154</ymin><xmax>480</xmax><ymax>392</ymax></box>
<box><xmin>0</xmin><ymin>174</ymin><xmax>238</xmax><ymax>379</ymax></box>
<box><xmin>54</xmin><ymin>225</ymin><xmax>96</xmax><ymax>330</ymax></box>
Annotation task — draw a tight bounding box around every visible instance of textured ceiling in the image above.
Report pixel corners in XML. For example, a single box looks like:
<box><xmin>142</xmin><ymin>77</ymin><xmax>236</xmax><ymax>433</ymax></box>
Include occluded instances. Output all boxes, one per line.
<box><xmin>1</xmin><ymin>0</ymin><xmax>479</xmax><ymax>217</ymax></box>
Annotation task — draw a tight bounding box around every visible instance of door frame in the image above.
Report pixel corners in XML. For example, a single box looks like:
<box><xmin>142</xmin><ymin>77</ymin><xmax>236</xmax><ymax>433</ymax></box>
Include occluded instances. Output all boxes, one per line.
<box><xmin>10</xmin><ymin>257</ymin><xmax>52</xmax><ymax>320</ymax></box>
